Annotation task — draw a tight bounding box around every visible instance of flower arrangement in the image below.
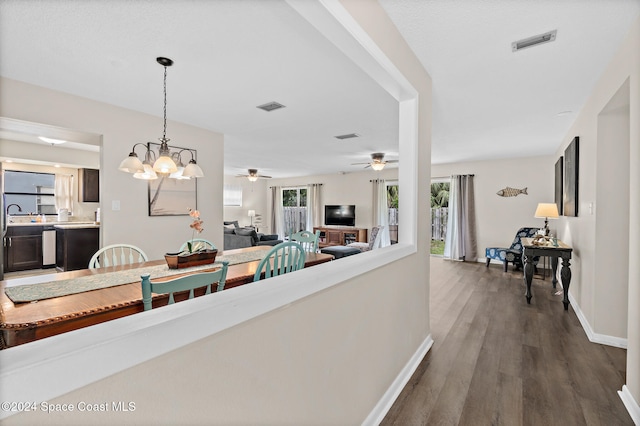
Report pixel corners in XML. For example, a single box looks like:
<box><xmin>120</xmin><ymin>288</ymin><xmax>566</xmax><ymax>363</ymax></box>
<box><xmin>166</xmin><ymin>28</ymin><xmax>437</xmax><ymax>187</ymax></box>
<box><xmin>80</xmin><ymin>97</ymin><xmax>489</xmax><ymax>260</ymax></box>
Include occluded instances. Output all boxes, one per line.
<box><xmin>186</xmin><ymin>208</ymin><xmax>204</xmax><ymax>253</ymax></box>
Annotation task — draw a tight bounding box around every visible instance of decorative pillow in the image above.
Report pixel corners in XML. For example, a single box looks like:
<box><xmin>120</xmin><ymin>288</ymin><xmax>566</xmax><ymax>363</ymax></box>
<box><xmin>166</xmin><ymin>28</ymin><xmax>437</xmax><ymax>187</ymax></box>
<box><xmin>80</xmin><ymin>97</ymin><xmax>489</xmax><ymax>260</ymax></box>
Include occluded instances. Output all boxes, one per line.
<box><xmin>259</xmin><ymin>234</ymin><xmax>279</xmax><ymax>241</ymax></box>
<box><xmin>224</xmin><ymin>220</ymin><xmax>239</xmax><ymax>228</ymax></box>
<box><xmin>234</xmin><ymin>227</ymin><xmax>259</xmax><ymax>245</ymax></box>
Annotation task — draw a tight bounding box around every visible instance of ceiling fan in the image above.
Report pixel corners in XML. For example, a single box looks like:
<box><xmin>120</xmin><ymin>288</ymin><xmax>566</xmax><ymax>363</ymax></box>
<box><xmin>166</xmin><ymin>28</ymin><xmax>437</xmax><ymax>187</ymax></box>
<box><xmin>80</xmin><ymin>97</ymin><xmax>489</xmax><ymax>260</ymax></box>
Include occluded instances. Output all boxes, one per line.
<box><xmin>351</xmin><ymin>153</ymin><xmax>398</xmax><ymax>171</ymax></box>
<box><xmin>236</xmin><ymin>168</ymin><xmax>272</xmax><ymax>182</ymax></box>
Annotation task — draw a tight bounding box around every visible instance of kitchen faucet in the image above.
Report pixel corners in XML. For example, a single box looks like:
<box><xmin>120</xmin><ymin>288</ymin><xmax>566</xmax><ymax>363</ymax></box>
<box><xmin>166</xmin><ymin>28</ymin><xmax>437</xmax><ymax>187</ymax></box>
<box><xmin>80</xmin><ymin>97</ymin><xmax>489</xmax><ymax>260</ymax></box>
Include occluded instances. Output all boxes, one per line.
<box><xmin>6</xmin><ymin>203</ymin><xmax>22</xmax><ymax>217</ymax></box>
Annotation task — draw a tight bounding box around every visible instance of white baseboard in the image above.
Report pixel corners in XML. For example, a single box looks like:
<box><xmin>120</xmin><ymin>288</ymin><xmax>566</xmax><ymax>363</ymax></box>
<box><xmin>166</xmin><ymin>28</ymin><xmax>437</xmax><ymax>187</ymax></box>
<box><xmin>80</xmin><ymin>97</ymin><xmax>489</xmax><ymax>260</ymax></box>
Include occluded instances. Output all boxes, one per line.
<box><xmin>619</xmin><ymin>385</ymin><xmax>640</xmax><ymax>425</ymax></box>
<box><xmin>362</xmin><ymin>334</ymin><xmax>434</xmax><ymax>426</ymax></box>
<box><xmin>568</xmin><ymin>292</ymin><xmax>628</xmax><ymax>349</ymax></box>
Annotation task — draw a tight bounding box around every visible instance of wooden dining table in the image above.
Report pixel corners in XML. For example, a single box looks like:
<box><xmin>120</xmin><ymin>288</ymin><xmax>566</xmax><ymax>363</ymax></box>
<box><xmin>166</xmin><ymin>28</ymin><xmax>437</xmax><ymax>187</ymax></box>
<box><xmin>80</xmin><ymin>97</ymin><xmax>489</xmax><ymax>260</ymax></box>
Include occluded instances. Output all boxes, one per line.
<box><xmin>0</xmin><ymin>246</ymin><xmax>333</xmax><ymax>349</ymax></box>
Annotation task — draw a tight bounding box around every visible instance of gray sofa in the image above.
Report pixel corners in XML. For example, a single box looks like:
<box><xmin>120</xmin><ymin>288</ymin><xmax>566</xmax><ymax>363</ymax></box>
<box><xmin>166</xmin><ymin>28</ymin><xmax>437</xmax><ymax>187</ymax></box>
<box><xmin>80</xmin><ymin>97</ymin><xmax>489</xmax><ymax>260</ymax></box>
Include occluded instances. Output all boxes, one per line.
<box><xmin>223</xmin><ymin>221</ymin><xmax>282</xmax><ymax>250</ymax></box>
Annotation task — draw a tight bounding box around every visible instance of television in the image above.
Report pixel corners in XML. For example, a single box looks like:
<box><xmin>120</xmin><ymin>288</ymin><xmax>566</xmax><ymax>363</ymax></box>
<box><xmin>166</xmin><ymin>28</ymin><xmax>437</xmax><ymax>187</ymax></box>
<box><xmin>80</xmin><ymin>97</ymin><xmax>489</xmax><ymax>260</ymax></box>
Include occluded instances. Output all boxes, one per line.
<box><xmin>324</xmin><ymin>205</ymin><xmax>356</xmax><ymax>227</ymax></box>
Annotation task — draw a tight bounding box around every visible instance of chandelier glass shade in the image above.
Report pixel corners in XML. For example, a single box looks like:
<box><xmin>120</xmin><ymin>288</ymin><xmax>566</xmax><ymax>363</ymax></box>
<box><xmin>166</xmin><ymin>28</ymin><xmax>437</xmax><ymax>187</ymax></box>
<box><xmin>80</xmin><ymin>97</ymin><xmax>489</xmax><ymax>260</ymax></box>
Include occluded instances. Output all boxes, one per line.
<box><xmin>119</xmin><ymin>57</ymin><xmax>203</xmax><ymax>180</ymax></box>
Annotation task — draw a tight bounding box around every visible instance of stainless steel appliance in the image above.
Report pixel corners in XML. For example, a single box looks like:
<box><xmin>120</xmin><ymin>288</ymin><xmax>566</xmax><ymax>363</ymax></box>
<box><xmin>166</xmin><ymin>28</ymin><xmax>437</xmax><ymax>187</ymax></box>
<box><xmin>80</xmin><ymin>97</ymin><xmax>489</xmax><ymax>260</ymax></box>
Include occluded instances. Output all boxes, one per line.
<box><xmin>42</xmin><ymin>227</ymin><xmax>56</xmax><ymax>267</ymax></box>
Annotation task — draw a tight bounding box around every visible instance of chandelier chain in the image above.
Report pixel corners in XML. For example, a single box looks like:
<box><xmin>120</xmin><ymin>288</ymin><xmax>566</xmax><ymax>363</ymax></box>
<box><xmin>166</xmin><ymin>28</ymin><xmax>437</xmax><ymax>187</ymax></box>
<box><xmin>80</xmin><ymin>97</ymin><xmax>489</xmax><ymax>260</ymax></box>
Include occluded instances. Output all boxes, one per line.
<box><xmin>162</xmin><ymin>65</ymin><xmax>167</xmax><ymax>140</ymax></box>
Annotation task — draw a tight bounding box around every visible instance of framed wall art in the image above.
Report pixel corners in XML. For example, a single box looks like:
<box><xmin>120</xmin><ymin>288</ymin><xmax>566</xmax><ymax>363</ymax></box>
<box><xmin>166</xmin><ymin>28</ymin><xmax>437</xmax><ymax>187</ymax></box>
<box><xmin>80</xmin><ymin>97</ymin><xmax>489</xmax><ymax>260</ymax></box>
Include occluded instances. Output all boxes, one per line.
<box><xmin>563</xmin><ymin>137</ymin><xmax>579</xmax><ymax>217</ymax></box>
<box><xmin>555</xmin><ymin>156</ymin><xmax>563</xmax><ymax>216</ymax></box>
<box><xmin>147</xmin><ymin>142</ymin><xmax>197</xmax><ymax>216</ymax></box>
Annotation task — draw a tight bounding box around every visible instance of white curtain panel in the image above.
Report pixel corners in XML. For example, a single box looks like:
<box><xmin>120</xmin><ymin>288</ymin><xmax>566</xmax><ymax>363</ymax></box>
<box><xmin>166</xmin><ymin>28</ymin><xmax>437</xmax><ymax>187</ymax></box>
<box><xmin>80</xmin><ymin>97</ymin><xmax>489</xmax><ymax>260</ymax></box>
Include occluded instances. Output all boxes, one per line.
<box><xmin>54</xmin><ymin>174</ymin><xmax>73</xmax><ymax>212</ymax></box>
<box><xmin>306</xmin><ymin>183</ymin><xmax>322</xmax><ymax>231</ymax></box>
<box><xmin>372</xmin><ymin>179</ymin><xmax>391</xmax><ymax>247</ymax></box>
<box><xmin>444</xmin><ymin>175</ymin><xmax>477</xmax><ymax>261</ymax></box>
<box><xmin>271</xmin><ymin>186</ymin><xmax>285</xmax><ymax>239</ymax></box>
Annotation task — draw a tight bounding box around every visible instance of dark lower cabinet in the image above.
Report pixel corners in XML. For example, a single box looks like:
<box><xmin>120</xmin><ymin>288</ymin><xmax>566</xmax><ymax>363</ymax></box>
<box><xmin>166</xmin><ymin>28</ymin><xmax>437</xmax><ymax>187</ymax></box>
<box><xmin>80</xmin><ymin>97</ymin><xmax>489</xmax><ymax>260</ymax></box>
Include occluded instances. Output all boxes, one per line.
<box><xmin>56</xmin><ymin>227</ymin><xmax>100</xmax><ymax>271</ymax></box>
<box><xmin>4</xmin><ymin>226</ymin><xmax>43</xmax><ymax>272</ymax></box>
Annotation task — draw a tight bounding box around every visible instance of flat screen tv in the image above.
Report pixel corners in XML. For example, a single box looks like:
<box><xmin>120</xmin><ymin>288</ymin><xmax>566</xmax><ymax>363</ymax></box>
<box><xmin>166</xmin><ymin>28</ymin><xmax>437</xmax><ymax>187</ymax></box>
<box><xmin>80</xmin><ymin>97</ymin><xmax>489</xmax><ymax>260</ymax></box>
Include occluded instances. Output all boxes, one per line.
<box><xmin>324</xmin><ymin>205</ymin><xmax>356</xmax><ymax>227</ymax></box>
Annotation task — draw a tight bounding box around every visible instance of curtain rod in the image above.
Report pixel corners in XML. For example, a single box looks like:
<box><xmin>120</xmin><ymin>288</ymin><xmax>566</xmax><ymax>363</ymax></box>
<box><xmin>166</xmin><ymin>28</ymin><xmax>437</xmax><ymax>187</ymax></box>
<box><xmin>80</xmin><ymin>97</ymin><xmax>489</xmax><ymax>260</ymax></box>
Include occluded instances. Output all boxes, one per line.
<box><xmin>269</xmin><ymin>183</ymin><xmax>323</xmax><ymax>188</ymax></box>
<box><xmin>431</xmin><ymin>174</ymin><xmax>475</xmax><ymax>179</ymax></box>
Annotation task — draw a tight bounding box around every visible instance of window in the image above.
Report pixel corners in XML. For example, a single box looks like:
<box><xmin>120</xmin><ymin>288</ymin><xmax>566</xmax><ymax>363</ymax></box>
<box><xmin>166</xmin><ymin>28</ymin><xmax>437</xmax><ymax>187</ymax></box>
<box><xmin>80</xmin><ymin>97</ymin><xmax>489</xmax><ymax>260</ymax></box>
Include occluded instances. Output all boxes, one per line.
<box><xmin>4</xmin><ymin>170</ymin><xmax>56</xmax><ymax>215</ymax></box>
<box><xmin>282</xmin><ymin>187</ymin><xmax>306</xmax><ymax>233</ymax></box>
<box><xmin>223</xmin><ymin>184</ymin><xmax>242</xmax><ymax>206</ymax></box>
<box><xmin>430</xmin><ymin>179</ymin><xmax>450</xmax><ymax>255</ymax></box>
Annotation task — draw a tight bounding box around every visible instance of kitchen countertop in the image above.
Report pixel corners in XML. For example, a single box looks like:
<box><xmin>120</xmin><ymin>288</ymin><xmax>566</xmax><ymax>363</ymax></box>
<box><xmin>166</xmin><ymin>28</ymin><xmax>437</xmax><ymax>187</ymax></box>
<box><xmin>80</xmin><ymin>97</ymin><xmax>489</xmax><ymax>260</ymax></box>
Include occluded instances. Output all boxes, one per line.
<box><xmin>7</xmin><ymin>221</ymin><xmax>99</xmax><ymax>227</ymax></box>
<box><xmin>53</xmin><ymin>223</ymin><xmax>101</xmax><ymax>229</ymax></box>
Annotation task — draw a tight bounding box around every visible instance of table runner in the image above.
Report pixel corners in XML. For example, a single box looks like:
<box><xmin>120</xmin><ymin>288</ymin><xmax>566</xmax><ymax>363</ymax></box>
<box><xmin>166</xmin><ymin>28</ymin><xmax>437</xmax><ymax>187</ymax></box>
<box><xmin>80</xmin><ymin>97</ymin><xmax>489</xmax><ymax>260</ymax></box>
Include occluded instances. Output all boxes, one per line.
<box><xmin>4</xmin><ymin>250</ymin><xmax>268</xmax><ymax>303</ymax></box>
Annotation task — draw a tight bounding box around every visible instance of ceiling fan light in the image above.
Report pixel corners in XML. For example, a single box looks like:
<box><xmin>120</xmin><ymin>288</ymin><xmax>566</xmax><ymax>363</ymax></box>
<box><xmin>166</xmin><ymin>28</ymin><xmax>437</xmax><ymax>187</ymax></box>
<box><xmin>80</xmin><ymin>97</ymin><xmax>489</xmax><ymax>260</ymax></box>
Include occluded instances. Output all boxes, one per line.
<box><xmin>247</xmin><ymin>175</ymin><xmax>258</xmax><ymax>182</ymax></box>
<box><xmin>182</xmin><ymin>160</ymin><xmax>204</xmax><ymax>178</ymax></box>
<box><xmin>118</xmin><ymin>153</ymin><xmax>144</xmax><ymax>173</ymax></box>
<box><xmin>371</xmin><ymin>162</ymin><xmax>385</xmax><ymax>171</ymax></box>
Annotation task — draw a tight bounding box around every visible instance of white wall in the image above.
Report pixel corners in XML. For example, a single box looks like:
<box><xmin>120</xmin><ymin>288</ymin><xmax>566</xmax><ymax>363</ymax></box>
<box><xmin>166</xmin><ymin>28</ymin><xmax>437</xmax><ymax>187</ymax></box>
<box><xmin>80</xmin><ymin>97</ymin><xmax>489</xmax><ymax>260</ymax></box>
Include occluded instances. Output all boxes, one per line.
<box><xmin>432</xmin><ymin>155</ymin><xmax>554</xmax><ymax>262</ymax></box>
<box><xmin>551</xmin><ymin>14</ymin><xmax>639</xmax><ymax>416</ymax></box>
<box><xmin>0</xmin><ymin>77</ymin><xmax>224</xmax><ymax>260</ymax></box>
<box><xmin>0</xmin><ymin>1</ymin><xmax>433</xmax><ymax>424</ymax></box>
<box><xmin>222</xmin><ymin>175</ymin><xmax>269</xmax><ymax>231</ymax></box>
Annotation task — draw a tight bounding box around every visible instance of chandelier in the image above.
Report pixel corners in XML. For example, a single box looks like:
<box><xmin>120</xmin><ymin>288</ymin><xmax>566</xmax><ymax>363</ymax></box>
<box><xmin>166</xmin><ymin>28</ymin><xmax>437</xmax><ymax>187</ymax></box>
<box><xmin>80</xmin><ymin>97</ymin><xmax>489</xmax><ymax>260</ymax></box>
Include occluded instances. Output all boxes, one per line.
<box><xmin>118</xmin><ymin>57</ymin><xmax>204</xmax><ymax>180</ymax></box>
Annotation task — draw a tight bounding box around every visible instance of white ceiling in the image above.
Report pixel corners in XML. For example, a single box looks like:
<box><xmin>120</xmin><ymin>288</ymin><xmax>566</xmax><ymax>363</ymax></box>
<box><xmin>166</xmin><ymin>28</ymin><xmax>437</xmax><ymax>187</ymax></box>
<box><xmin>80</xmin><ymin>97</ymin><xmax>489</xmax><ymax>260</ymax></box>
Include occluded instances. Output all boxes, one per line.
<box><xmin>1</xmin><ymin>0</ymin><xmax>638</xmax><ymax>177</ymax></box>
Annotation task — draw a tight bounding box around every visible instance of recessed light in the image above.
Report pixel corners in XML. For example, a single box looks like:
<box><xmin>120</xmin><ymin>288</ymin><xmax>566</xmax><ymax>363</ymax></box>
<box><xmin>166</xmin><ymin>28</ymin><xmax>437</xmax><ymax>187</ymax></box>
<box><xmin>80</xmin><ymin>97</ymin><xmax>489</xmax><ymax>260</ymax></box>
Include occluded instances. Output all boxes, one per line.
<box><xmin>5</xmin><ymin>159</ymin><xmax>13</xmax><ymax>163</ymax></box>
<box><xmin>38</xmin><ymin>136</ymin><xmax>67</xmax><ymax>145</ymax></box>
<box><xmin>54</xmin><ymin>164</ymin><xmax>61</xmax><ymax>168</ymax></box>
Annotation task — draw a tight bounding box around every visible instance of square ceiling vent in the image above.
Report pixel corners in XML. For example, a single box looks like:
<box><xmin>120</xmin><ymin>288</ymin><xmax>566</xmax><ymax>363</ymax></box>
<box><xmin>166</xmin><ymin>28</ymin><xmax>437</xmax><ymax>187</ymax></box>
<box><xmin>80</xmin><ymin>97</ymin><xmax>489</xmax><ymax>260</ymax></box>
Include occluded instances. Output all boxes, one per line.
<box><xmin>512</xmin><ymin>30</ymin><xmax>557</xmax><ymax>52</ymax></box>
<box><xmin>256</xmin><ymin>101</ymin><xmax>286</xmax><ymax>112</ymax></box>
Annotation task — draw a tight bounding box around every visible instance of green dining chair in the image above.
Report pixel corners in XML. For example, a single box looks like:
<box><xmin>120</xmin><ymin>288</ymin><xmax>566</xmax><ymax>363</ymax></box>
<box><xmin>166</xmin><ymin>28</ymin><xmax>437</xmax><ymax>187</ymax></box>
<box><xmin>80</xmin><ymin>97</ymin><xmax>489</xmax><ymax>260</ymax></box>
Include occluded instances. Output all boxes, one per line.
<box><xmin>179</xmin><ymin>238</ymin><xmax>216</xmax><ymax>253</ymax></box>
<box><xmin>141</xmin><ymin>261</ymin><xmax>229</xmax><ymax>311</ymax></box>
<box><xmin>253</xmin><ymin>241</ymin><xmax>306</xmax><ymax>282</ymax></box>
<box><xmin>88</xmin><ymin>244</ymin><xmax>148</xmax><ymax>269</ymax></box>
<box><xmin>290</xmin><ymin>230</ymin><xmax>320</xmax><ymax>253</ymax></box>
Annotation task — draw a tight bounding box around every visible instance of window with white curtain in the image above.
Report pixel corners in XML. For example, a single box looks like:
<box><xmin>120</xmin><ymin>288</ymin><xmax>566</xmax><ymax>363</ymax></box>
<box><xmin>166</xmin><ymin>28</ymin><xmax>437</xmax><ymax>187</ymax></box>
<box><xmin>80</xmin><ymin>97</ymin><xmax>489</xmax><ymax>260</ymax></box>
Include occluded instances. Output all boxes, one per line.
<box><xmin>223</xmin><ymin>184</ymin><xmax>242</xmax><ymax>206</ymax></box>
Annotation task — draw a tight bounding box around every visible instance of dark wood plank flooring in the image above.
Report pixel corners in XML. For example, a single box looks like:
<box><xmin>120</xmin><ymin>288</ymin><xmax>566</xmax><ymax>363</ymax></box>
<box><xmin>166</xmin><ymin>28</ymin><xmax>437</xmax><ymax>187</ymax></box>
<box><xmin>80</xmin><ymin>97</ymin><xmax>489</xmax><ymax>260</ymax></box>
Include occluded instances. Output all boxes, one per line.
<box><xmin>381</xmin><ymin>257</ymin><xmax>632</xmax><ymax>425</ymax></box>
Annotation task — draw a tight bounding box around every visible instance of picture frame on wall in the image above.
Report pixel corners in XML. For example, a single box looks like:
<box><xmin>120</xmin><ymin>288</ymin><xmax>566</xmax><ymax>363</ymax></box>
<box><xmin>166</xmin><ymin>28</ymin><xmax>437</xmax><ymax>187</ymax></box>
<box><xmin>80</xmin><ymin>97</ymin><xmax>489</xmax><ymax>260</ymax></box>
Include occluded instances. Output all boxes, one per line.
<box><xmin>555</xmin><ymin>156</ymin><xmax>563</xmax><ymax>216</ymax></box>
<box><xmin>147</xmin><ymin>142</ymin><xmax>197</xmax><ymax>216</ymax></box>
<box><xmin>563</xmin><ymin>137</ymin><xmax>579</xmax><ymax>217</ymax></box>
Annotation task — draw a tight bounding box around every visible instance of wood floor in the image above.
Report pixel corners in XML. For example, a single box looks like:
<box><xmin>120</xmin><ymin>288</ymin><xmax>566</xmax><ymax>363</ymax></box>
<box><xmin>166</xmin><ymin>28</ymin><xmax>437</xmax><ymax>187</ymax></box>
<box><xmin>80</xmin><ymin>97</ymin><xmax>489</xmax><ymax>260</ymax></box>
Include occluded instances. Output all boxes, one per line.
<box><xmin>381</xmin><ymin>257</ymin><xmax>632</xmax><ymax>426</ymax></box>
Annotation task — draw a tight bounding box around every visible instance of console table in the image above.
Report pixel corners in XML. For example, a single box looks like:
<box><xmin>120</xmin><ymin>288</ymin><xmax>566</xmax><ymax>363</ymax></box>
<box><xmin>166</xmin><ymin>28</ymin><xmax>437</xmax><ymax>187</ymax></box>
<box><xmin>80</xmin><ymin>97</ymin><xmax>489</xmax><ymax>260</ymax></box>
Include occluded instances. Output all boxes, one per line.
<box><xmin>521</xmin><ymin>237</ymin><xmax>573</xmax><ymax>310</ymax></box>
<box><xmin>314</xmin><ymin>226</ymin><xmax>367</xmax><ymax>248</ymax></box>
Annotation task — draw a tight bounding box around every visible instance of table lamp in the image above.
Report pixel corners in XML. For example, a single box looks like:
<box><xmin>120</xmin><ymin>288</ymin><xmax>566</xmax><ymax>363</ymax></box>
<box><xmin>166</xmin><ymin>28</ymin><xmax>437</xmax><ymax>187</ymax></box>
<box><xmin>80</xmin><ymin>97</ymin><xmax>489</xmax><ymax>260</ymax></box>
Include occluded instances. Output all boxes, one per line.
<box><xmin>248</xmin><ymin>209</ymin><xmax>256</xmax><ymax>227</ymax></box>
<box><xmin>534</xmin><ymin>203</ymin><xmax>559</xmax><ymax>236</ymax></box>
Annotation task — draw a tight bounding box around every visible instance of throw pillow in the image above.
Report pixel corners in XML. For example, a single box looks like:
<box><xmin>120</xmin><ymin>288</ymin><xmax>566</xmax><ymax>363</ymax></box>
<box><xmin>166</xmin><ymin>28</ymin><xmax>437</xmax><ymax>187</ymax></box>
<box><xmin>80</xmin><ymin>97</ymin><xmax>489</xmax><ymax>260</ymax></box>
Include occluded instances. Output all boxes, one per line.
<box><xmin>234</xmin><ymin>227</ymin><xmax>259</xmax><ymax>245</ymax></box>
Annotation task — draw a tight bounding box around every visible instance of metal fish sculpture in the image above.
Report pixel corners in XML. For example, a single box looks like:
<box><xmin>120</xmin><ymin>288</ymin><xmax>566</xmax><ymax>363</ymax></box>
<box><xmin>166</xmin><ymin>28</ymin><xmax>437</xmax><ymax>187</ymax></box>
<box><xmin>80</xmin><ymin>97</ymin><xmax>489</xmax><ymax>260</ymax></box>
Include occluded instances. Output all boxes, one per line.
<box><xmin>497</xmin><ymin>187</ymin><xmax>527</xmax><ymax>197</ymax></box>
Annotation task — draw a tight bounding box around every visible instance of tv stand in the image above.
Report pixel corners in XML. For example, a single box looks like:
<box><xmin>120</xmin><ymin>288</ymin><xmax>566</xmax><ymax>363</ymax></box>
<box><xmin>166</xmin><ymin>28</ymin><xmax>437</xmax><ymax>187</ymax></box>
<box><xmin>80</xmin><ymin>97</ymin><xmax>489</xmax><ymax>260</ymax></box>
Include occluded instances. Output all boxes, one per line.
<box><xmin>314</xmin><ymin>226</ymin><xmax>367</xmax><ymax>248</ymax></box>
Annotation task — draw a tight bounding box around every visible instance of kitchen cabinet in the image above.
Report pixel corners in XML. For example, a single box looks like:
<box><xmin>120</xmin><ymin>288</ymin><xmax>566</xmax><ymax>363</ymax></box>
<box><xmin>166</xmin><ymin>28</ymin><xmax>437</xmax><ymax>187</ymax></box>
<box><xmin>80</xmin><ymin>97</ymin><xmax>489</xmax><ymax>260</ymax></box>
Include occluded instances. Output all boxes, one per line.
<box><xmin>4</xmin><ymin>226</ymin><xmax>43</xmax><ymax>272</ymax></box>
<box><xmin>79</xmin><ymin>168</ymin><xmax>99</xmax><ymax>202</ymax></box>
<box><xmin>55</xmin><ymin>225</ymin><xmax>100</xmax><ymax>271</ymax></box>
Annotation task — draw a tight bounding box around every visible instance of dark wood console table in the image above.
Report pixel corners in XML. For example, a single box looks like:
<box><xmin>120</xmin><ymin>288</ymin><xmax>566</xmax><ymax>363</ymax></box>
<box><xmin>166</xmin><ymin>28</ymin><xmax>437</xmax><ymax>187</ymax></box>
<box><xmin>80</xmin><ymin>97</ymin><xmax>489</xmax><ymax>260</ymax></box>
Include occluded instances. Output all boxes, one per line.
<box><xmin>521</xmin><ymin>237</ymin><xmax>573</xmax><ymax>310</ymax></box>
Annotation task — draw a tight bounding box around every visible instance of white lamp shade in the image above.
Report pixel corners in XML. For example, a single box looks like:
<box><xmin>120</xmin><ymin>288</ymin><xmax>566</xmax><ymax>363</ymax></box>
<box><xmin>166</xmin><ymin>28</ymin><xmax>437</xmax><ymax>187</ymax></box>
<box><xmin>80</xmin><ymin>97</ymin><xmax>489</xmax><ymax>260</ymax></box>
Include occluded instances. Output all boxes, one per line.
<box><xmin>534</xmin><ymin>203</ymin><xmax>559</xmax><ymax>219</ymax></box>
<box><xmin>119</xmin><ymin>154</ymin><xmax>144</xmax><ymax>173</ymax></box>
<box><xmin>371</xmin><ymin>162</ymin><xmax>385</xmax><ymax>171</ymax></box>
<box><xmin>153</xmin><ymin>155</ymin><xmax>178</xmax><ymax>174</ymax></box>
<box><xmin>133</xmin><ymin>164</ymin><xmax>158</xmax><ymax>180</ymax></box>
<box><xmin>182</xmin><ymin>162</ymin><xmax>204</xmax><ymax>178</ymax></box>
<box><xmin>248</xmin><ymin>210</ymin><xmax>256</xmax><ymax>217</ymax></box>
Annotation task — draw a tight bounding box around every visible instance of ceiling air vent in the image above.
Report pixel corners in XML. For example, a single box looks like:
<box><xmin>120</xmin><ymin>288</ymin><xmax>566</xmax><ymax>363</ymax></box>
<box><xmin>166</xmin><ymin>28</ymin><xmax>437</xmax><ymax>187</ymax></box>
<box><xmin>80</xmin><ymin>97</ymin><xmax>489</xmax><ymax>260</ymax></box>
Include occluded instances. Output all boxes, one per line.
<box><xmin>512</xmin><ymin>30</ymin><xmax>557</xmax><ymax>52</ymax></box>
<box><xmin>334</xmin><ymin>133</ymin><xmax>360</xmax><ymax>140</ymax></box>
<box><xmin>256</xmin><ymin>101</ymin><xmax>286</xmax><ymax>112</ymax></box>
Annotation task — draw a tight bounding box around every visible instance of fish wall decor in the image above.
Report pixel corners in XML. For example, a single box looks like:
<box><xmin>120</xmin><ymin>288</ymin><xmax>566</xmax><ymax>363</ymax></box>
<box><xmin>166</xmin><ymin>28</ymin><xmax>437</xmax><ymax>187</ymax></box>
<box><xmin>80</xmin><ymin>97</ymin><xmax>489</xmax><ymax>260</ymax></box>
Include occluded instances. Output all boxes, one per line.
<box><xmin>497</xmin><ymin>187</ymin><xmax>527</xmax><ymax>197</ymax></box>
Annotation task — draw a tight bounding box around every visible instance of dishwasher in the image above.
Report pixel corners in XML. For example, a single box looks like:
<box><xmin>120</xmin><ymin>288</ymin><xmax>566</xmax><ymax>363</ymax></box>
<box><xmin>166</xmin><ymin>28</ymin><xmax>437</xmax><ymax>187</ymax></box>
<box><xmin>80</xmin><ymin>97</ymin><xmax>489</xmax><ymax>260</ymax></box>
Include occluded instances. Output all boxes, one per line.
<box><xmin>42</xmin><ymin>227</ymin><xmax>56</xmax><ymax>268</ymax></box>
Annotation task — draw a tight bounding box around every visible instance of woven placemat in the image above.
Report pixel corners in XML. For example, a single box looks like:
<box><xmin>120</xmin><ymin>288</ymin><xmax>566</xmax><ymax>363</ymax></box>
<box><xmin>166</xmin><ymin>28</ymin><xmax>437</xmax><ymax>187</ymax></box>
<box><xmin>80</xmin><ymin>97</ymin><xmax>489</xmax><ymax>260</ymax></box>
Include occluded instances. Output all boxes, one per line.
<box><xmin>5</xmin><ymin>250</ymin><xmax>267</xmax><ymax>303</ymax></box>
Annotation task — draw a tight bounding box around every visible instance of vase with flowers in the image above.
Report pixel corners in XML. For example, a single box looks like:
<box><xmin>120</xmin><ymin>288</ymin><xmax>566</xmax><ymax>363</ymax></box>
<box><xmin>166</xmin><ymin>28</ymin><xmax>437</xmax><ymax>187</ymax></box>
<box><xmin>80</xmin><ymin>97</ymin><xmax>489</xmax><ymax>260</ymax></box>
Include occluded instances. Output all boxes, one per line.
<box><xmin>164</xmin><ymin>208</ymin><xmax>218</xmax><ymax>269</ymax></box>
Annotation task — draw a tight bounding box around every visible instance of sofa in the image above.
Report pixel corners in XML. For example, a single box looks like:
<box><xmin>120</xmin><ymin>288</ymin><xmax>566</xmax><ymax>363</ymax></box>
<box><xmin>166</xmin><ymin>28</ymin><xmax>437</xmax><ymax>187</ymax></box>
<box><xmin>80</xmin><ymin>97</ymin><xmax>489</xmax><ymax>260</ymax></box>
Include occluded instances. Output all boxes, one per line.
<box><xmin>223</xmin><ymin>221</ymin><xmax>282</xmax><ymax>250</ymax></box>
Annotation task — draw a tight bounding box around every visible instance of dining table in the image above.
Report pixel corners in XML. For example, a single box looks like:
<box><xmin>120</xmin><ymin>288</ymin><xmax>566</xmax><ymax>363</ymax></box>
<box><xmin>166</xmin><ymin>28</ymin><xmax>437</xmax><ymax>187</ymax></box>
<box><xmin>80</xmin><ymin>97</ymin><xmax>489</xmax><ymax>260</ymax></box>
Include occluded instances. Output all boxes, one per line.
<box><xmin>0</xmin><ymin>246</ymin><xmax>334</xmax><ymax>349</ymax></box>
